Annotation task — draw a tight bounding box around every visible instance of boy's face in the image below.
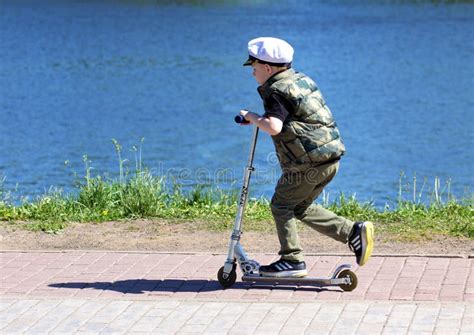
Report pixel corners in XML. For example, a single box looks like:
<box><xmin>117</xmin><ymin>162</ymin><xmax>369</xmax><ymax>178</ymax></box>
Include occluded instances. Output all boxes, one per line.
<box><xmin>250</xmin><ymin>62</ymin><xmax>273</xmax><ymax>85</ymax></box>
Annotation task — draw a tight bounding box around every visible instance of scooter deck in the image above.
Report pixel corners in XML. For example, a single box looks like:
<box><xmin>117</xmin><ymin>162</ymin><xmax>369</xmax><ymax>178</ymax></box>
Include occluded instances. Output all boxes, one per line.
<box><xmin>241</xmin><ymin>274</ymin><xmax>350</xmax><ymax>287</ymax></box>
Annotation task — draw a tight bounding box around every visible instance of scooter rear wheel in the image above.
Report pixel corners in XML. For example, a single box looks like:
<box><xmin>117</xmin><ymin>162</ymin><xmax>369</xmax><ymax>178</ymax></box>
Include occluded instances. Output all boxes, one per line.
<box><xmin>337</xmin><ymin>269</ymin><xmax>358</xmax><ymax>292</ymax></box>
<box><xmin>217</xmin><ymin>265</ymin><xmax>237</xmax><ymax>289</ymax></box>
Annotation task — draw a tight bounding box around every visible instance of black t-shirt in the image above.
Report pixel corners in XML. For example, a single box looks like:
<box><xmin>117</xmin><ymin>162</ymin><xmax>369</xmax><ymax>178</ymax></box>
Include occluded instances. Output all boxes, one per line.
<box><xmin>263</xmin><ymin>94</ymin><xmax>293</xmax><ymax>122</ymax></box>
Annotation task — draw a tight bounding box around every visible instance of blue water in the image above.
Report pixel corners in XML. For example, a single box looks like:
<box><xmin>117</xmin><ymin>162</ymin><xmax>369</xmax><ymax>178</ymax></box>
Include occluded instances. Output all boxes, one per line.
<box><xmin>1</xmin><ymin>0</ymin><xmax>473</xmax><ymax>205</ymax></box>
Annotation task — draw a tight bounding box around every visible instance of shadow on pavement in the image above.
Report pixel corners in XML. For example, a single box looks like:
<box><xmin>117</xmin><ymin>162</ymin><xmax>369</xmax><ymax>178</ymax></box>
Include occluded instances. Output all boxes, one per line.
<box><xmin>49</xmin><ymin>279</ymin><xmax>329</xmax><ymax>294</ymax></box>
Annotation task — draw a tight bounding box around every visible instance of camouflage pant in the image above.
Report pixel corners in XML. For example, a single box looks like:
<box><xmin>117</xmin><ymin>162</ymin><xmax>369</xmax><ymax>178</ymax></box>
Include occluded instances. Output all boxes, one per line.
<box><xmin>271</xmin><ymin>161</ymin><xmax>354</xmax><ymax>262</ymax></box>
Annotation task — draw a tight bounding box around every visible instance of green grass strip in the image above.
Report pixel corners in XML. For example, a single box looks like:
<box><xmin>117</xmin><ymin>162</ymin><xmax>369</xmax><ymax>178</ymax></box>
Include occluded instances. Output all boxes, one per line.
<box><xmin>1</xmin><ymin>170</ymin><xmax>472</xmax><ymax>239</ymax></box>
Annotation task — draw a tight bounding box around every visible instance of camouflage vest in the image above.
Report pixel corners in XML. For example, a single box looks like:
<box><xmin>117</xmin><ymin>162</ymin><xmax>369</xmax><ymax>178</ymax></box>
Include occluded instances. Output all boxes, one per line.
<box><xmin>258</xmin><ymin>69</ymin><xmax>345</xmax><ymax>172</ymax></box>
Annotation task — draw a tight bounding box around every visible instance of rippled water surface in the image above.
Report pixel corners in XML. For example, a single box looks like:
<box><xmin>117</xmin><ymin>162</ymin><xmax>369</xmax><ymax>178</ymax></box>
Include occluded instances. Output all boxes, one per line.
<box><xmin>1</xmin><ymin>0</ymin><xmax>473</xmax><ymax>204</ymax></box>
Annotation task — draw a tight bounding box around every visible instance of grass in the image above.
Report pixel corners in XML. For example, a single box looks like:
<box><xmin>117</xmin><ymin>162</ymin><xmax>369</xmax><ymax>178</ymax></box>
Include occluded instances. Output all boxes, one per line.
<box><xmin>0</xmin><ymin>141</ymin><xmax>472</xmax><ymax>240</ymax></box>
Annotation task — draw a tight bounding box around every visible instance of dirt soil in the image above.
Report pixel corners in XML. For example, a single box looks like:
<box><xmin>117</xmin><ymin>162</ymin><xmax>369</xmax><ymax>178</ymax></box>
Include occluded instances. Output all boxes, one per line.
<box><xmin>1</xmin><ymin>220</ymin><xmax>473</xmax><ymax>256</ymax></box>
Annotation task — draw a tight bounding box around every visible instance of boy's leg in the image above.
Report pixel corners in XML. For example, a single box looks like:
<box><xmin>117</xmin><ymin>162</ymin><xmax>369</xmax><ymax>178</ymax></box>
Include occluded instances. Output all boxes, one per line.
<box><xmin>260</xmin><ymin>171</ymin><xmax>315</xmax><ymax>277</ymax></box>
<box><xmin>270</xmin><ymin>171</ymin><xmax>318</xmax><ymax>262</ymax></box>
<box><xmin>296</xmin><ymin>204</ymin><xmax>354</xmax><ymax>242</ymax></box>
<box><xmin>293</xmin><ymin>163</ymin><xmax>353</xmax><ymax>243</ymax></box>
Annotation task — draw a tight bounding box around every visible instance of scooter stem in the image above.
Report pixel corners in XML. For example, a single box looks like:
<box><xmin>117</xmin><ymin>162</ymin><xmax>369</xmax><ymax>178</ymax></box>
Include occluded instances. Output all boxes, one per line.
<box><xmin>224</xmin><ymin>126</ymin><xmax>259</xmax><ymax>268</ymax></box>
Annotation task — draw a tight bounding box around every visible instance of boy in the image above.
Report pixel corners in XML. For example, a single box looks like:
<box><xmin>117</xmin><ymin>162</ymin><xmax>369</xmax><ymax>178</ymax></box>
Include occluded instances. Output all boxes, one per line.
<box><xmin>240</xmin><ymin>37</ymin><xmax>374</xmax><ymax>277</ymax></box>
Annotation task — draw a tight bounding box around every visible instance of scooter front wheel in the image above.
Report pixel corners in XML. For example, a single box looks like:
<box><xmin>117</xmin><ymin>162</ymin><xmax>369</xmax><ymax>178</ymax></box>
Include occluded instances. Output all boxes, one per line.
<box><xmin>217</xmin><ymin>265</ymin><xmax>237</xmax><ymax>289</ymax></box>
<box><xmin>337</xmin><ymin>269</ymin><xmax>358</xmax><ymax>292</ymax></box>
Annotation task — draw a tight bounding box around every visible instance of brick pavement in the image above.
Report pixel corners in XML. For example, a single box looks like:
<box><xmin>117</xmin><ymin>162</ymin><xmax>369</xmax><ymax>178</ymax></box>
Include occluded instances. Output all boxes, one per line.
<box><xmin>0</xmin><ymin>251</ymin><xmax>473</xmax><ymax>334</ymax></box>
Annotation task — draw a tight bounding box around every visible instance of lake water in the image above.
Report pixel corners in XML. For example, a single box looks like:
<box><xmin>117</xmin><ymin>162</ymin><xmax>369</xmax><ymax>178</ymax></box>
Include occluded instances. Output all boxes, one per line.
<box><xmin>1</xmin><ymin>0</ymin><xmax>473</xmax><ymax>205</ymax></box>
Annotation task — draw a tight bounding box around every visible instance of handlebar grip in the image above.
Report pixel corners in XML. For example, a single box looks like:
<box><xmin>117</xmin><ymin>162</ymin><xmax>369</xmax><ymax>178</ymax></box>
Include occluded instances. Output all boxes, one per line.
<box><xmin>234</xmin><ymin>115</ymin><xmax>249</xmax><ymax>124</ymax></box>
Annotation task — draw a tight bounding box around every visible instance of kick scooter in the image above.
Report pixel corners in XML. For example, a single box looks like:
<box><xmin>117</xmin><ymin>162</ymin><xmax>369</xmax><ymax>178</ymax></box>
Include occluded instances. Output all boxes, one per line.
<box><xmin>217</xmin><ymin>115</ymin><xmax>358</xmax><ymax>291</ymax></box>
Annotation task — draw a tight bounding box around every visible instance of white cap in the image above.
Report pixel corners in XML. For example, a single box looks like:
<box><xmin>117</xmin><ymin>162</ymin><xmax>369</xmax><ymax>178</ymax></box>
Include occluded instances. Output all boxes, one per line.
<box><xmin>243</xmin><ymin>37</ymin><xmax>294</xmax><ymax>66</ymax></box>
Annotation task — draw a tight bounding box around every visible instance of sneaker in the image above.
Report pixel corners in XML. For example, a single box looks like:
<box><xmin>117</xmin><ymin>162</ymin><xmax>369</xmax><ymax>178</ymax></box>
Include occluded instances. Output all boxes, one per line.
<box><xmin>259</xmin><ymin>259</ymin><xmax>307</xmax><ymax>277</ymax></box>
<box><xmin>348</xmin><ymin>221</ymin><xmax>374</xmax><ymax>266</ymax></box>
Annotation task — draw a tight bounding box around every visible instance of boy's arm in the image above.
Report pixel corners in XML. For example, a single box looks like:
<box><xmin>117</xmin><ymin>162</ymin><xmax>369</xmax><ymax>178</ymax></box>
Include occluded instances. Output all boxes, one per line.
<box><xmin>239</xmin><ymin>110</ymin><xmax>283</xmax><ymax>136</ymax></box>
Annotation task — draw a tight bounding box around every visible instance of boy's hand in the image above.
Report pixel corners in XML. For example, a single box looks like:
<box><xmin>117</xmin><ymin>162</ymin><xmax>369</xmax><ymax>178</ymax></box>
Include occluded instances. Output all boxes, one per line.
<box><xmin>238</xmin><ymin>110</ymin><xmax>282</xmax><ymax>135</ymax></box>
<box><xmin>239</xmin><ymin>109</ymin><xmax>251</xmax><ymax>125</ymax></box>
